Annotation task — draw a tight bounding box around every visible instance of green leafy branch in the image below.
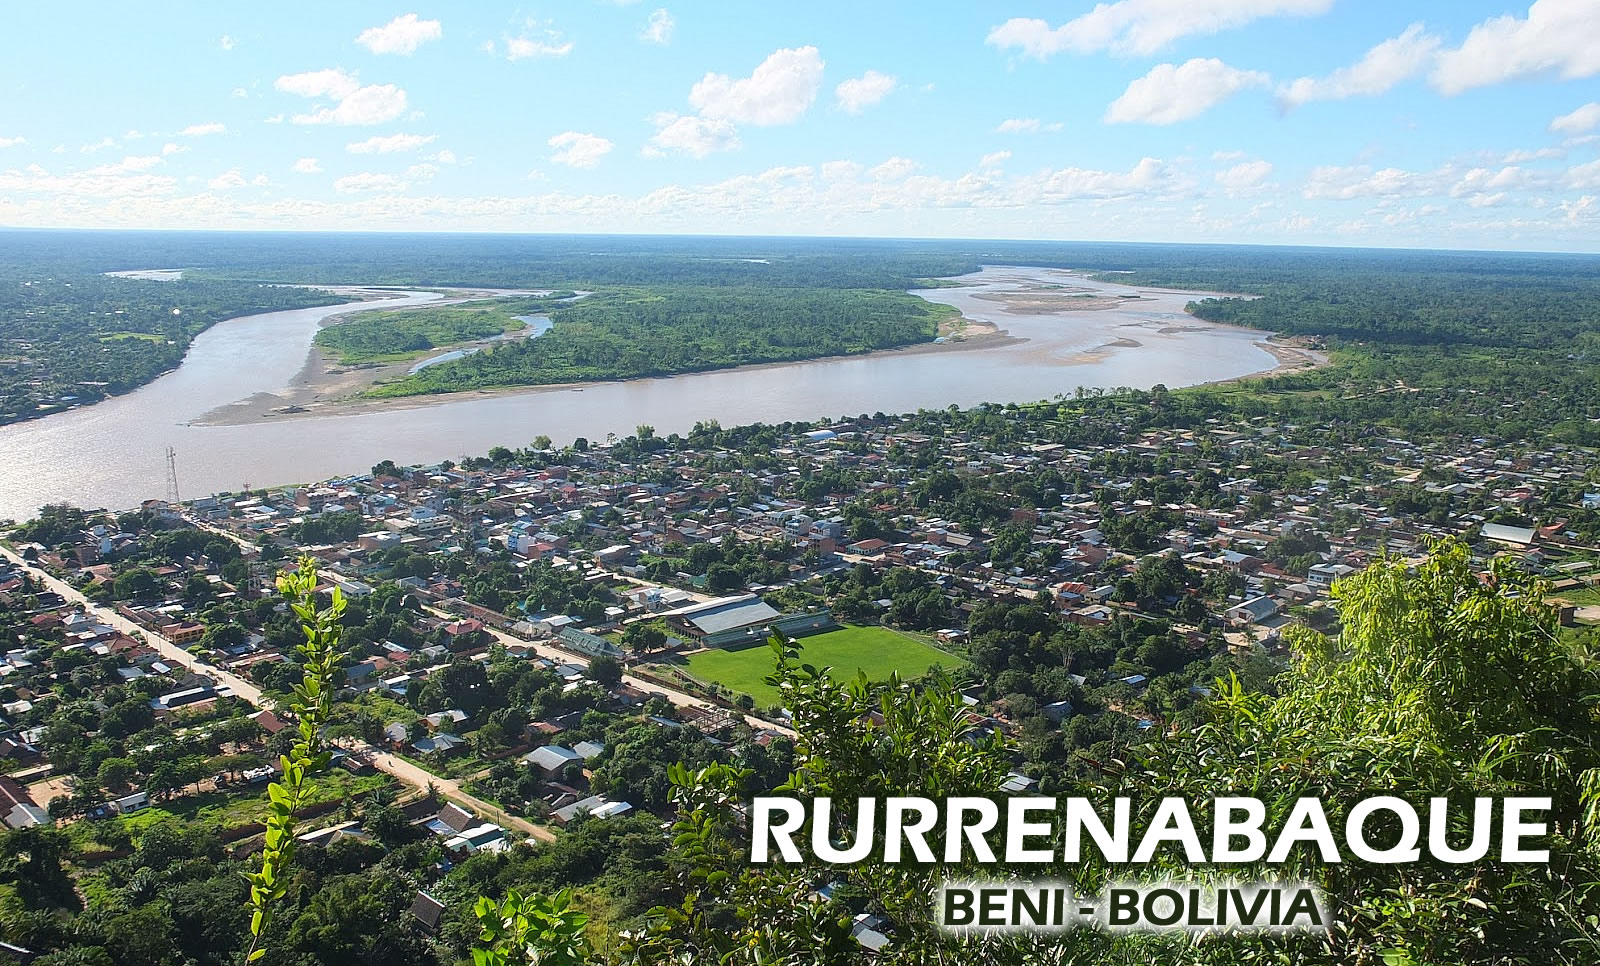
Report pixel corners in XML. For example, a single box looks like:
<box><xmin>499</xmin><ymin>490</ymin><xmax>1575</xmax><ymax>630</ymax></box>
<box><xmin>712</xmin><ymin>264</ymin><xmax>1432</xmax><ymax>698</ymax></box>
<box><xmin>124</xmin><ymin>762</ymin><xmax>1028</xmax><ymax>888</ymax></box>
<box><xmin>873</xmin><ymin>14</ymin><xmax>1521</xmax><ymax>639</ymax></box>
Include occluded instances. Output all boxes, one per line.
<box><xmin>242</xmin><ymin>557</ymin><xmax>346</xmax><ymax>963</ymax></box>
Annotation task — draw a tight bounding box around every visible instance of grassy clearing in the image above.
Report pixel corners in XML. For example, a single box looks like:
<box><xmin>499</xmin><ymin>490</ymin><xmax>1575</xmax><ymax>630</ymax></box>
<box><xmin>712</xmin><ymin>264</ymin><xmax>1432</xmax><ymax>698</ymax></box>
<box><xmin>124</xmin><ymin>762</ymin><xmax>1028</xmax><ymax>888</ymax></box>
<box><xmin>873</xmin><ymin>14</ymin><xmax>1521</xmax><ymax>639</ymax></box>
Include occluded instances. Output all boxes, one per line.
<box><xmin>64</xmin><ymin>770</ymin><xmax>393</xmax><ymax>850</ymax></box>
<box><xmin>684</xmin><ymin>624</ymin><xmax>962</xmax><ymax>707</ymax></box>
<box><xmin>1553</xmin><ymin>585</ymin><xmax>1600</xmax><ymax>607</ymax></box>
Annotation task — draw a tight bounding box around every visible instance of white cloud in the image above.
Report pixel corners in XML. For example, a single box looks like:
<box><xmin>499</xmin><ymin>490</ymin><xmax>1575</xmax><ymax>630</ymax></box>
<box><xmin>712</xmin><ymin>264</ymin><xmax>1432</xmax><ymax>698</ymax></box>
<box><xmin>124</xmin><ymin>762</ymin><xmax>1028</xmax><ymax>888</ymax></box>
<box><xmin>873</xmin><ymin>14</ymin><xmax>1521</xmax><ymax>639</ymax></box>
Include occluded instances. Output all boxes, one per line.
<box><xmin>93</xmin><ymin>155</ymin><xmax>163</xmax><ymax>174</ymax></box>
<box><xmin>80</xmin><ymin>137</ymin><xmax>116</xmax><ymax>153</ymax></box>
<box><xmin>207</xmin><ymin>169</ymin><xmax>268</xmax><ymax>190</ymax></box>
<box><xmin>986</xmin><ymin>0</ymin><xmax>1332</xmax><ymax>58</ymax></box>
<box><xmin>276</xmin><ymin>68</ymin><xmax>360</xmax><ymax>99</ymax></box>
<box><xmin>980</xmin><ymin>151</ymin><xmax>1011</xmax><ymax>168</ymax></box>
<box><xmin>431</xmin><ymin>149</ymin><xmax>457</xmax><ymax>164</ymax></box>
<box><xmin>641</xmin><ymin>9</ymin><xmax>675</xmax><ymax>45</ymax></box>
<box><xmin>1303</xmin><ymin>164</ymin><xmax>1439</xmax><ymax>200</ymax></box>
<box><xmin>0</xmin><ymin>136</ymin><xmax>24</xmax><ymax>148</ymax></box>
<box><xmin>0</xmin><ymin>162</ymin><xmax>176</xmax><ymax>198</ymax></box>
<box><xmin>869</xmin><ymin>157</ymin><xmax>918</xmax><ymax>181</ymax></box>
<box><xmin>1105</xmin><ymin>59</ymin><xmax>1269</xmax><ymax>125</ymax></box>
<box><xmin>505</xmin><ymin>22</ymin><xmax>574</xmax><ymax>61</ymax></box>
<box><xmin>835</xmin><ymin>70</ymin><xmax>897</xmax><ymax>114</ymax></box>
<box><xmin>646</xmin><ymin>113</ymin><xmax>739</xmax><ymax>157</ymax></box>
<box><xmin>292</xmin><ymin>157</ymin><xmax>322</xmax><ymax>174</ymax></box>
<box><xmin>995</xmin><ymin>118</ymin><xmax>1041</xmax><ymax>134</ymax></box>
<box><xmin>548</xmin><ymin>131</ymin><xmax>614</xmax><ymax>168</ymax></box>
<box><xmin>1551</xmin><ymin>102</ymin><xmax>1600</xmax><ymax>135</ymax></box>
<box><xmin>334</xmin><ymin>171</ymin><xmax>409</xmax><ymax>193</ymax></box>
<box><xmin>506</xmin><ymin>36</ymin><xmax>574</xmax><ymax>59</ymax></box>
<box><xmin>346</xmin><ymin>133</ymin><xmax>436</xmax><ymax>154</ymax></box>
<box><xmin>180</xmin><ymin>122</ymin><xmax>226</xmax><ymax>137</ymax></box>
<box><xmin>1216</xmin><ymin>159</ymin><xmax>1273</xmax><ymax>190</ymax></box>
<box><xmin>1278</xmin><ymin>24</ymin><xmax>1440</xmax><ymax>108</ymax></box>
<box><xmin>220</xmin><ymin>35</ymin><xmax>236</xmax><ymax>51</ymax></box>
<box><xmin>820</xmin><ymin>160</ymin><xmax>862</xmax><ymax>180</ymax></box>
<box><xmin>161</xmin><ymin>142</ymin><xmax>185</xmax><ymax>156</ymax></box>
<box><xmin>356</xmin><ymin>14</ymin><xmax>442</xmax><ymax>55</ymax></box>
<box><xmin>689</xmin><ymin>46</ymin><xmax>824</xmax><ymax>126</ymax></box>
<box><xmin>1432</xmin><ymin>0</ymin><xmax>1600</xmax><ymax>95</ymax></box>
<box><xmin>1504</xmin><ymin>146</ymin><xmax>1565</xmax><ymax>162</ymax></box>
<box><xmin>232</xmin><ymin>87</ymin><xmax>248</xmax><ymax>98</ymax></box>
<box><xmin>275</xmin><ymin>68</ymin><xmax>408</xmax><ymax>125</ymax></box>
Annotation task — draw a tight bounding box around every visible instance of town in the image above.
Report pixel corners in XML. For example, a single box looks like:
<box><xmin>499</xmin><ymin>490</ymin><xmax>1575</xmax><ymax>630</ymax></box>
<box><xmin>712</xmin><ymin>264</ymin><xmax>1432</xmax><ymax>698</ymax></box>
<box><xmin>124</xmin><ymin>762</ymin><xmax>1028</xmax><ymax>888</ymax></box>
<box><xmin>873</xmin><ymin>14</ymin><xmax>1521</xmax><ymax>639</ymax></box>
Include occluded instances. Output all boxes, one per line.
<box><xmin>3</xmin><ymin>393</ymin><xmax>1596</xmax><ymax>958</ymax></box>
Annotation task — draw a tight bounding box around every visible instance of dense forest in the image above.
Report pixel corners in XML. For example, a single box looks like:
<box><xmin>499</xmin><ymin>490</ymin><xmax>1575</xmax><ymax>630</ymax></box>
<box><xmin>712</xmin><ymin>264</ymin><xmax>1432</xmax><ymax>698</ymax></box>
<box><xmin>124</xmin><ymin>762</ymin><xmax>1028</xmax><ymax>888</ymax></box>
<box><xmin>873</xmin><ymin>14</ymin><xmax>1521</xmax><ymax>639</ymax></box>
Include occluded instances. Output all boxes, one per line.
<box><xmin>364</xmin><ymin>286</ymin><xmax>954</xmax><ymax>397</ymax></box>
<box><xmin>0</xmin><ymin>265</ymin><xmax>344</xmax><ymax>425</ymax></box>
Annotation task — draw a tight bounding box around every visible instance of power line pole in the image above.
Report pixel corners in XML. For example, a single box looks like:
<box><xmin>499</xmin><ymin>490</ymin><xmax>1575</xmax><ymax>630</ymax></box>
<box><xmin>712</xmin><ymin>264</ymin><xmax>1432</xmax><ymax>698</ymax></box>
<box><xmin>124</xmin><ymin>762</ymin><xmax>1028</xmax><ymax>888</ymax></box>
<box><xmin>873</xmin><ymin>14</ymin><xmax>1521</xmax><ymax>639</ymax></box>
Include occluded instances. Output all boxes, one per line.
<box><xmin>165</xmin><ymin>447</ymin><xmax>181</xmax><ymax>504</ymax></box>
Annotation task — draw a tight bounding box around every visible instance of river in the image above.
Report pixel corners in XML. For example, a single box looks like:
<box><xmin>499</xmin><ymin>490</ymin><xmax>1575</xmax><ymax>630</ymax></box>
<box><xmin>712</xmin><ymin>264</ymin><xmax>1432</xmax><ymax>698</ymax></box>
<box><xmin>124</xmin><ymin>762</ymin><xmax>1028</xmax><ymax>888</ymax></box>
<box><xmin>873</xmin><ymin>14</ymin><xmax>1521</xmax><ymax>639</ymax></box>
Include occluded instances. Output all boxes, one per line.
<box><xmin>0</xmin><ymin>266</ymin><xmax>1280</xmax><ymax>519</ymax></box>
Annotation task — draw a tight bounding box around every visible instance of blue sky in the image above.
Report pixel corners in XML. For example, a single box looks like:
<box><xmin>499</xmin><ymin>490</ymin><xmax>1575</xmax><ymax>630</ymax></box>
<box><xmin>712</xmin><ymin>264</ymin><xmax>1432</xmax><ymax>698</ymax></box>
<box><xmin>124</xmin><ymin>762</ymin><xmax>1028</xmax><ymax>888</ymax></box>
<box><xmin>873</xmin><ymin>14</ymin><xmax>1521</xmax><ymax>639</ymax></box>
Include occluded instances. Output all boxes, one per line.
<box><xmin>2</xmin><ymin>1</ymin><xmax>1599</xmax><ymax>250</ymax></box>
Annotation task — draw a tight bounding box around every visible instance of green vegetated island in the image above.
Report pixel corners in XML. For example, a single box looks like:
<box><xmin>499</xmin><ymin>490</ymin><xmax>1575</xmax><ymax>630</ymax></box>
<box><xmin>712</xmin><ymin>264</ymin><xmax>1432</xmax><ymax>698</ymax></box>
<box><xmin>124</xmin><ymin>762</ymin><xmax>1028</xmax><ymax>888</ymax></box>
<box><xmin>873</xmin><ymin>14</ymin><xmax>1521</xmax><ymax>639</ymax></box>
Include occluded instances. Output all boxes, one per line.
<box><xmin>357</xmin><ymin>287</ymin><xmax>958</xmax><ymax>397</ymax></box>
<box><xmin>312</xmin><ymin>292</ymin><xmax>577</xmax><ymax>365</ymax></box>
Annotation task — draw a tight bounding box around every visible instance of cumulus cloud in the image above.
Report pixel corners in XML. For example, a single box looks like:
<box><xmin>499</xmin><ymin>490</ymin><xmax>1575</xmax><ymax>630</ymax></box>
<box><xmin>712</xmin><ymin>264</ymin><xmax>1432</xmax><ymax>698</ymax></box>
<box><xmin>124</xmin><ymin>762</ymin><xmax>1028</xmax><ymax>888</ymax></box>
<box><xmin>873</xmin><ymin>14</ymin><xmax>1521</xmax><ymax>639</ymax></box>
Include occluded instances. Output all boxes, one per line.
<box><xmin>346</xmin><ymin>133</ymin><xmax>436</xmax><ymax>153</ymax></box>
<box><xmin>503</xmin><ymin>21</ymin><xmax>574</xmax><ymax>60</ymax></box>
<box><xmin>548</xmin><ymin>131</ymin><xmax>614</xmax><ymax>168</ymax></box>
<box><xmin>689</xmin><ymin>46</ymin><xmax>824</xmax><ymax>125</ymax></box>
<box><xmin>995</xmin><ymin>118</ymin><xmax>1041</xmax><ymax>134</ymax></box>
<box><xmin>0</xmin><ymin>161</ymin><xmax>176</xmax><ymax>199</ymax></box>
<box><xmin>1278</xmin><ymin>24</ymin><xmax>1440</xmax><ymax>108</ymax></box>
<box><xmin>640</xmin><ymin>9</ymin><xmax>674</xmax><ymax>45</ymax></box>
<box><xmin>356</xmin><ymin>14</ymin><xmax>442</xmax><ymax>55</ymax></box>
<box><xmin>1216</xmin><ymin>159</ymin><xmax>1273</xmax><ymax>190</ymax></box>
<box><xmin>292</xmin><ymin>157</ymin><xmax>322</xmax><ymax>174</ymax></box>
<box><xmin>1105</xmin><ymin>59</ymin><xmax>1269</xmax><ymax>125</ymax></box>
<box><xmin>646</xmin><ymin>113</ymin><xmax>739</xmax><ymax>158</ymax></box>
<box><xmin>835</xmin><ymin>70</ymin><xmax>897</xmax><ymax>113</ymax></box>
<box><xmin>869</xmin><ymin>157</ymin><xmax>918</xmax><ymax>181</ymax></box>
<box><xmin>220</xmin><ymin>35</ymin><xmax>236</xmax><ymax>51</ymax></box>
<box><xmin>275</xmin><ymin>68</ymin><xmax>408</xmax><ymax>125</ymax></box>
<box><xmin>1303</xmin><ymin>164</ymin><xmax>1443</xmax><ymax>200</ymax></box>
<box><xmin>1432</xmin><ymin>0</ymin><xmax>1600</xmax><ymax>95</ymax></box>
<box><xmin>334</xmin><ymin>171</ymin><xmax>409</xmax><ymax>193</ymax></box>
<box><xmin>987</xmin><ymin>0</ymin><xmax>1332</xmax><ymax>58</ymax></box>
<box><xmin>208</xmin><ymin>169</ymin><xmax>268</xmax><ymax>190</ymax></box>
<box><xmin>980</xmin><ymin>151</ymin><xmax>1012</xmax><ymax>168</ymax></box>
<box><xmin>180</xmin><ymin>122</ymin><xmax>226</xmax><ymax>136</ymax></box>
<box><xmin>0</xmin><ymin>136</ymin><xmax>25</xmax><ymax>148</ymax></box>
<box><xmin>1551</xmin><ymin>102</ymin><xmax>1600</xmax><ymax>135</ymax></box>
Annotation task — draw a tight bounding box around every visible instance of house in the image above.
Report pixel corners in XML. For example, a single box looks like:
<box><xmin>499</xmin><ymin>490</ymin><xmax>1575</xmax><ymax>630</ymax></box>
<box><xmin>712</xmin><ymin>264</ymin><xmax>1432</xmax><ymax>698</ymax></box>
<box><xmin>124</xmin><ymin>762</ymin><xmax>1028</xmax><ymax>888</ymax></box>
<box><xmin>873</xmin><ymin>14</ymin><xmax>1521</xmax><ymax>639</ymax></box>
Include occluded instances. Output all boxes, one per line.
<box><xmin>851</xmin><ymin>914</ymin><xmax>892</xmax><ymax>953</ymax></box>
<box><xmin>409</xmin><ymin>892</ymin><xmax>447</xmax><ymax>933</ymax></box>
<box><xmin>0</xmin><ymin>777</ymin><xmax>47</xmax><ymax>829</ymax></box>
<box><xmin>412</xmin><ymin>733</ymin><xmax>466</xmax><ymax>756</ymax></box>
<box><xmin>425</xmin><ymin>802</ymin><xmax>478</xmax><ymax>837</ymax></box>
<box><xmin>1225</xmin><ymin>596</ymin><xmax>1281</xmax><ymax>626</ymax></box>
<box><xmin>551</xmin><ymin>794</ymin><xmax>633</xmax><ymax>825</ymax></box>
<box><xmin>1481</xmin><ymin>522</ymin><xmax>1537</xmax><ymax>546</ymax></box>
<box><xmin>1306</xmin><ymin>563</ymin><xmax>1357</xmax><ymax>588</ymax></box>
<box><xmin>1041</xmin><ymin>700</ymin><xmax>1074</xmax><ymax>723</ymax></box>
<box><xmin>112</xmin><ymin>791</ymin><xmax>150</xmax><ymax>815</ymax></box>
<box><xmin>445</xmin><ymin>823</ymin><xmax>509</xmax><ymax>854</ymax></box>
<box><xmin>524</xmin><ymin>744</ymin><xmax>583</xmax><ymax>777</ymax></box>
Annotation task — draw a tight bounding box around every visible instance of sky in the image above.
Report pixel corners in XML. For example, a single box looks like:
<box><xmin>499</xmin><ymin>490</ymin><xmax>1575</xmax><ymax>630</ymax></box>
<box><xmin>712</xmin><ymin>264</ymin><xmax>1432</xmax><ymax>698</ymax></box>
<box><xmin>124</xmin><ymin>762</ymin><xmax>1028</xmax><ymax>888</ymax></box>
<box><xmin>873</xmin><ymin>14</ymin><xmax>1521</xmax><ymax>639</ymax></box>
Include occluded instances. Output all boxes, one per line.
<box><xmin>2</xmin><ymin>1</ymin><xmax>1599</xmax><ymax>251</ymax></box>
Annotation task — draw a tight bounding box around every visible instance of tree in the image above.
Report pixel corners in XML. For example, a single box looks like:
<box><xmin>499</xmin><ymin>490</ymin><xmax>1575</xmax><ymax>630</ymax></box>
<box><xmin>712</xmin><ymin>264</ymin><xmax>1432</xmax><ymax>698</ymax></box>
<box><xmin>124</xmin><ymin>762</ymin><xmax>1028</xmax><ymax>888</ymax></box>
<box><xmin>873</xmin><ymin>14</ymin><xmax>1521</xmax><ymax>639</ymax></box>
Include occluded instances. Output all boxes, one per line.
<box><xmin>95</xmin><ymin>756</ymin><xmax>137</xmax><ymax>793</ymax></box>
<box><xmin>588</xmin><ymin>654</ymin><xmax>623</xmax><ymax>689</ymax></box>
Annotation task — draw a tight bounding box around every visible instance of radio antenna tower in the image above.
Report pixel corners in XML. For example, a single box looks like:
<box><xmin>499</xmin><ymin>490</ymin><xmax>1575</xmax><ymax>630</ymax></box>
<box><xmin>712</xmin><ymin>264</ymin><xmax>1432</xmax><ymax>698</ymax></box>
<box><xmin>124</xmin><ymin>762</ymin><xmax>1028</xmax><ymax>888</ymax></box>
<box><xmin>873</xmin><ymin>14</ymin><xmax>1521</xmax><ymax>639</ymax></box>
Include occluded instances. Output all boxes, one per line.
<box><xmin>164</xmin><ymin>447</ymin><xmax>181</xmax><ymax>503</ymax></box>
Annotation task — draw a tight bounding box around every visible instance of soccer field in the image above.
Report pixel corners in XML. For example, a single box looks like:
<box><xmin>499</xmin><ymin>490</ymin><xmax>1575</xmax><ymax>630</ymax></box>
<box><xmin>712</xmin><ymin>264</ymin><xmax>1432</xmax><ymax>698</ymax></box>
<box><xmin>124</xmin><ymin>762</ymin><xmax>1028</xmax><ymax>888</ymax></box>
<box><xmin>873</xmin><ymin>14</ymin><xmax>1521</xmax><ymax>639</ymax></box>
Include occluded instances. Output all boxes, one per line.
<box><xmin>683</xmin><ymin>624</ymin><xmax>962</xmax><ymax>707</ymax></box>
